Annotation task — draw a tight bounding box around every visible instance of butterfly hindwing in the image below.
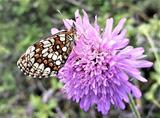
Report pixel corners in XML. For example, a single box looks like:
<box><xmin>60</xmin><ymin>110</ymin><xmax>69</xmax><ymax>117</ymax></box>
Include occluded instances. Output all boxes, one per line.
<box><xmin>17</xmin><ymin>30</ymin><xmax>75</xmax><ymax>78</ymax></box>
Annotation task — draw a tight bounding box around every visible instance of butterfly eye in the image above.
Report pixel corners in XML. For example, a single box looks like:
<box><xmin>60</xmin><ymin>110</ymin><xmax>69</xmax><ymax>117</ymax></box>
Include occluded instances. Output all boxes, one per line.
<box><xmin>17</xmin><ymin>30</ymin><xmax>76</xmax><ymax>78</ymax></box>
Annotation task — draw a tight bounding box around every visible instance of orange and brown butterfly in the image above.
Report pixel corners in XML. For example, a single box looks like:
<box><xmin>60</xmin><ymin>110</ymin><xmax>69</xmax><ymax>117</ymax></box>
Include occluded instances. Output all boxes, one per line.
<box><xmin>17</xmin><ymin>27</ymin><xmax>76</xmax><ymax>78</ymax></box>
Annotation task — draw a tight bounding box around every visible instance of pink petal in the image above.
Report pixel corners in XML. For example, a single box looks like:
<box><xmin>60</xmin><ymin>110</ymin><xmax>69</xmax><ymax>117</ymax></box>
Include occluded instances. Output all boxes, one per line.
<box><xmin>130</xmin><ymin>47</ymin><xmax>145</xmax><ymax>59</ymax></box>
<box><xmin>112</xmin><ymin>18</ymin><xmax>126</xmax><ymax>36</ymax></box>
<box><xmin>75</xmin><ymin>10</ymin><xmax>82</xmax><ymax>26</ymax></box>
<box><xmin>82</xmin><ymin>10</ymin><xmax>92</xmax><ymax>29</ymax></box>
<box><xmin>118</xmin><ymin>46</ymin><xmax>134</xmax><ymax>56</ymax></box>
<box><xmin>94</xmin><ymin>15</ymin><xmax>100</xmax><ymax>33</ymax></box>
<box><xmin>51</xmin><ymin>28</ymin><xmax>59</xmax><ymax>35</ymax></box>
<box><xmin>75</xmin><ymin>10</ymin><xmax>83</xmax><ymax>34</ymax></box>
<box><xmin>114</xmin><ymin>29</ymin><xmax>127</xmax><ymax>40</ymax></box>
<box><xmin>118</xmin><ymin>71</ymin><xmax>129</xmax><ymax>80</ymax></box>
<box><xmin>129</xmin><ymin>84</ymin><xmax>142</xmax><ymax>98</ymax></box>
<box><xmin>63</xmin><ymin>19</ymin><xmax>74</xmax><ymax>30</ymax></box>
<box><xmin>123</xmin><ymin>59</ymin><xmax>153</xmax><ymax>68</ymax></box>
<box><xmin>132</xmin><ymin>74</ymin><xmax>148</xmax><ymax>82</ymax></box>
<box><xmin>82</xmin><ymin>10</ymin><xmax>101</xmax><ymax>43</ymax></box>
<box><xmin>113</xmin><ymin>38</ymin><xmax>129</xmax><ymax>49</ymax></box>
<box><xmin>135</xmin><ymin>60</ymin><xmax>153</xmax><ymax>68</ymax></box>
<box><xmin>102</xmin><ymin>18</ymin><xmax>113</xmax><ymax>41</ymax></box>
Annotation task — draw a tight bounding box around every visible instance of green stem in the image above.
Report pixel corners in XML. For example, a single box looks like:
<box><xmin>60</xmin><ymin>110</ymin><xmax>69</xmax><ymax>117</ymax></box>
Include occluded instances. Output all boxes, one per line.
<box><xmin>153</xmin><ymin>99</ymin><xmax>160</xmax><ymax>108</ymax></box>
<box><xmin>143</xmin><ymin>30</ymin><xmax>160</xmax><ymax>108</ymax></box>
<box><xmin>128</xmin><ymin>94</ymin><xmax>141</xmax><ymax>118</ymax></box>
<box><xmin>144</xmin><ymin>32</ymin><xmax>160</xmax><ymax>62</ymax></box>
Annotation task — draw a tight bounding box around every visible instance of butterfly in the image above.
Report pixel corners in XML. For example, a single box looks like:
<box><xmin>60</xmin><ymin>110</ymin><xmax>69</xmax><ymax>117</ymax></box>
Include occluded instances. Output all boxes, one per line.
<box><xmin>17</xmin><ymin>28</ymin><xmax>76</xmax><ymax>78</ymax></box>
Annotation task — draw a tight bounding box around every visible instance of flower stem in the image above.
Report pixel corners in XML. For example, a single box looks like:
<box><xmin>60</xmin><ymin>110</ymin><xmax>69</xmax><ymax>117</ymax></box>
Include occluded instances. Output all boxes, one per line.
<box><xmin>144</xmin><ymin>32</ymin><xmax>160</xmax><ymax>62</ymax></box>
<box><xmin>128</xmin><ymin>94</ymin><xmax>141</xmax><ymax>118</ymax></box>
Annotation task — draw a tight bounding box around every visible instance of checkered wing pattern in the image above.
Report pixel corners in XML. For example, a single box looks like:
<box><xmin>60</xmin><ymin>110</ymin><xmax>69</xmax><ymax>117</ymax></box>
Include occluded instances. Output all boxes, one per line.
<box><xmin>17</xmin><ymin>30</ymin><xmax>75</xmax><ymax>78</ymax></box>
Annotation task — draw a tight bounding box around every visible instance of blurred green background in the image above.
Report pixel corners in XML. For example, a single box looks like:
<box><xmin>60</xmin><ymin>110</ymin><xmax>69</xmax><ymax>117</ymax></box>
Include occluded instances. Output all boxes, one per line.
<box><xmin>0</xmin><ymin>0</ymin><xmax>160</xmax><ymax>118</ymax></box>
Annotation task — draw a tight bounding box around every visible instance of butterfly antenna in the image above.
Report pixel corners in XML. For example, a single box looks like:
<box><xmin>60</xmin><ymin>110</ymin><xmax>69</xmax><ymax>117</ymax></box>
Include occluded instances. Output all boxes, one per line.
<box><xmin>57</xmin><ymin>9</ymin><xmax>75</xmax><ymax>31</ymax></box>
<box><xmin>57</xmin><ymin>9</ymin><xmax>65</xmax><ymax>19</ymax></box>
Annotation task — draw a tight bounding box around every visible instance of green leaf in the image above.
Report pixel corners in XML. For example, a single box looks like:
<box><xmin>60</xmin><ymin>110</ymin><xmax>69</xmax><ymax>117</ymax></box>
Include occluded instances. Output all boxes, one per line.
<box><xmin>145</xmin><ymin>83</ymin><xmax>158</xmax><ymax>101</ymax></box>
<box><xmin>50</xmin><ymin>78</ymin><xmax>63</xmax><ymax>90</ymax></box>
<box><xmin>30</xmin><ymin>94</ymin><xmax>42</xmax><ymax>108</ymax></box>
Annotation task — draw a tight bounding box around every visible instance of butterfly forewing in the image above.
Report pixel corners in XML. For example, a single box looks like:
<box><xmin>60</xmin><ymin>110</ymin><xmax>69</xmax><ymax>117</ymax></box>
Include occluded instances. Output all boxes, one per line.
<box><xmin>17</xmin><ymin>30</ymin><xmax>75</xmax><ymax>78</ymax></box>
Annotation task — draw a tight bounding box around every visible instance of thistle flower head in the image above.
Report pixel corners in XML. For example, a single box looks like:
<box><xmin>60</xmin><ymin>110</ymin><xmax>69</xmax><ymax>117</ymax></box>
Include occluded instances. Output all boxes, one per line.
<box><xmin>56</xmin><ymin>10</ymin><xmax>153</xmax><ymax>114</ymax></box>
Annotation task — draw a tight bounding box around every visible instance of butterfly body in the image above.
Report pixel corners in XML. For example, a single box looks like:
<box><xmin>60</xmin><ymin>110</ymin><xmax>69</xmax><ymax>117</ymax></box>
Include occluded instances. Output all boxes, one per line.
<box><xmin>17</xmin><ymin>30</ymin><xmax>75</xmax><ymax>78</ymax></box>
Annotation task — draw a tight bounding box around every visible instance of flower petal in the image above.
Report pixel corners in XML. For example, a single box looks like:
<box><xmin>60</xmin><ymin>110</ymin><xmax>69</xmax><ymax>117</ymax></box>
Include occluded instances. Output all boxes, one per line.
<box><xmin>129</xmin><ymin>83</ymin><xmax>142</xmax><ymax>98</ymax></box>
<box><xmin>94</xmin><ymin>15</ymin><xmax>100</xmax><ymax>33</ymax></box>
<box><xmin>51</xmin><ymin>28</ymin><xmax>59</xmax><ymax>35</ymax></box>
<box><xmin>112</xmin><ymin>18</ymin><xmax>126</xmax><ymax>36</ymax></box>
<box><xmin>63</xmin><ymin>19</ymin><xmax>74</xmax><ymax>30</ymax></box>
<box><xmin>102</xmin><ymin>18</ymin><xmax>113</xmax><ymax>42</ymax></box>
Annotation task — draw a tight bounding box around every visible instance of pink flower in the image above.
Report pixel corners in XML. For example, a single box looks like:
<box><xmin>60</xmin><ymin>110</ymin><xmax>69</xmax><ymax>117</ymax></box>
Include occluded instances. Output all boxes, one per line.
<box><xmin>55</xmin><ymin>10</ymin><xmax>153</xmax><ymax>114</ymax></box>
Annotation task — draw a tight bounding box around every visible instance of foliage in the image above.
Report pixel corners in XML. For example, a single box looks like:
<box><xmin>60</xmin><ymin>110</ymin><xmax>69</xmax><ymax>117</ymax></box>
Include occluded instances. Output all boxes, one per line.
<box><xmin>0</xmin><ymin>0</ymin><xmax>160</xmax><ymax>117</ymax></box>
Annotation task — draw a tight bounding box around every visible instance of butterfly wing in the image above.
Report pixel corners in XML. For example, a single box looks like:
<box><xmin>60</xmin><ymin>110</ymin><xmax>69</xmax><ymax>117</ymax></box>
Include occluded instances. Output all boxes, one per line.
<box><xmin>17</xmin><ymin>31</ymin><xmax>75</xmax><ymax>78</ymax></box>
